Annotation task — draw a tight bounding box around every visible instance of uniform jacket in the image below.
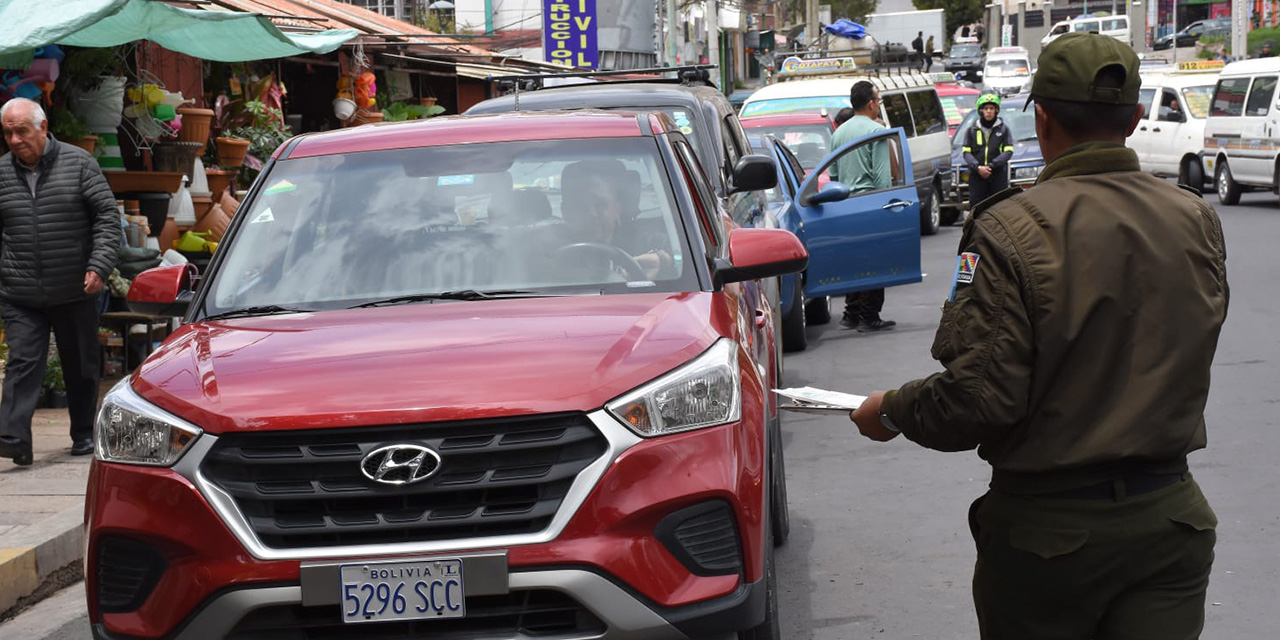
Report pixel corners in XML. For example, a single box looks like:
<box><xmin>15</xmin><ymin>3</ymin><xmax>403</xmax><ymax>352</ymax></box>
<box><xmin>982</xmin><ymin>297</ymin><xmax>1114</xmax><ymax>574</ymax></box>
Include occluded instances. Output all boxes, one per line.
<box><xmin>0</xmin><ymin>135</ymin><xmax>121</xmax><ymax>307</ymax></box>
<box><xmin>883</xmin><ymin>142</ymin><xmax>1229</xmax><ymax>485</ymax></box>
<box><xmin>963</xmin><ymin>118</ymin><xmax>1014</xmax><ymax>174</ymax></box>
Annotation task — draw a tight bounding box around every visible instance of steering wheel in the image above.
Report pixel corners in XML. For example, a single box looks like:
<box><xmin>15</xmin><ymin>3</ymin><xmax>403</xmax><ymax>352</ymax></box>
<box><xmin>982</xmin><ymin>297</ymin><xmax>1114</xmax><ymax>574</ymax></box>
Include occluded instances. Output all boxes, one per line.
<box><xmin>554</xmin><ymin>242</ymin><xmax>648</xmax><ymax>281</ymax></box>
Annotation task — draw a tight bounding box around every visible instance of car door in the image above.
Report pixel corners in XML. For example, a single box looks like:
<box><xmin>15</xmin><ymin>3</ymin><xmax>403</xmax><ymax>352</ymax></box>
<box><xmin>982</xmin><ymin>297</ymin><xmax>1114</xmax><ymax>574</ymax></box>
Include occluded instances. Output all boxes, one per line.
<box><xmin>1238</xmin><ymin>74</ymin><xmax>1277</xmax><ymax>183</ymax></box>
<box><xmin>1130</xmin><ymin>87</ymin><xmax>1160</xmax><ymax>167</ymax></box>
<box><xmin>790</xmin><ymin>128</ymin><xmax>923</xmax><ymax>299</ymax></box>
<box><xmin>1151</xmin><ymin>88</ymin><xmax>1187</xmax><ymax>175</ymax></box>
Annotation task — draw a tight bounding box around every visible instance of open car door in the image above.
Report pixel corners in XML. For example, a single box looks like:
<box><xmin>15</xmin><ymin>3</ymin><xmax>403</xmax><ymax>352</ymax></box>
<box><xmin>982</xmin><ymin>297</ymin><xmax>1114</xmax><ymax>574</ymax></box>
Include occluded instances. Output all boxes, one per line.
<box><xmin>791</xmin><ymin>127</ymin><xmax>923</xmax><ymax>299</ymax></box>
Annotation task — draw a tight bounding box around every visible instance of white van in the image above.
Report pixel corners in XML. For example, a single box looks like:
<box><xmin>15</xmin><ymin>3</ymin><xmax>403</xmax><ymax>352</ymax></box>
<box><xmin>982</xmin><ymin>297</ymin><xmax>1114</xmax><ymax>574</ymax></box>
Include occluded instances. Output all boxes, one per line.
<box><xmin>1201</xmin><ymin>58</ymin><xmax>1280</xmax><ymax>204</ymax></box>
<box><xmin>741</xmin><ymin>61</ymin><xmax>954</xmax><ymax>234</ymax></box>
<box><xmin>983</xmin><ymin>46</ymin><xmax>1033</xmax><ymax>97</ymax></box>
<box><xmin>1127</xmin><ymin>60</ymin><xmax>1223</xmax><ymax>189</ymax></box>
<box><xmin>1042</xmin><ymin>14</ymin><xmax>1132</xmax><ymax>47</ymax></box>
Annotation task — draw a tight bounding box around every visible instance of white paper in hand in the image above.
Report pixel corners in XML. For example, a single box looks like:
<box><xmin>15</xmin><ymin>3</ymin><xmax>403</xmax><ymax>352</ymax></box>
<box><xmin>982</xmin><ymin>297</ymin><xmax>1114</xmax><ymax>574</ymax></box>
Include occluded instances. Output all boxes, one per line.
<box><xmin>773</xmin><ymin>387</ymin><xmax>867</xmax><ymax>414</ymax></box>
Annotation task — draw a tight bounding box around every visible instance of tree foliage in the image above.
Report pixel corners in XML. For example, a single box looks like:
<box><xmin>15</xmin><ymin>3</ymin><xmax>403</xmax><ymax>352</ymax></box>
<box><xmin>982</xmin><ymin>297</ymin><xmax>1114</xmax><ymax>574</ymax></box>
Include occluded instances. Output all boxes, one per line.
<box><xmin>913</xmin><ymin>0</ymin><xmax>986</xmax><ymax>44</ymax></box>
<box><xmin>828</xmin><ymin>0</ymin><xmax>880</xmax><ymax>24</ymax></box>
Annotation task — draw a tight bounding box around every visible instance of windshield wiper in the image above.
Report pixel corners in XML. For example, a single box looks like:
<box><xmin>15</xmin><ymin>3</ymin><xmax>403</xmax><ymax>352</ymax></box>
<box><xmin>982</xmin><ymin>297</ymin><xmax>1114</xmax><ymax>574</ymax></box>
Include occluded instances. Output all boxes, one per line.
<box><xmin>350</xmin><ymin>289</ymin><xmax>545</xmax><ymax>308</ymax></box>
<box><xmin>202</xmin><ymin>305</ymin><xmax>312</xmax><ymax>321</ymax></box>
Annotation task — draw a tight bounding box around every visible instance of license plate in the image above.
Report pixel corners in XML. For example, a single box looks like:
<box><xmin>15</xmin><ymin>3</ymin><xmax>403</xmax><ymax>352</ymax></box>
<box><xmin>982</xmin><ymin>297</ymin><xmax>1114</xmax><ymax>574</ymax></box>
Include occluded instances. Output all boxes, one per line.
<box><xmin>340</xmin><ymin>558</ymin><xmax>466</xmax><ymax>624</ymax></box>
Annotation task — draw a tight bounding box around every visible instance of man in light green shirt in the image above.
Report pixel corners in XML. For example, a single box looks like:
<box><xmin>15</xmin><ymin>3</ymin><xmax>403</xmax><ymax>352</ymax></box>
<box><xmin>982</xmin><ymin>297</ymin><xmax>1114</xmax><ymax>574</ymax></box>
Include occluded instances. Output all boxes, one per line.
<box><xmin>829</xmin><ymin>81</ymin><xmax>894</xmax><ymax>194</ymax></box>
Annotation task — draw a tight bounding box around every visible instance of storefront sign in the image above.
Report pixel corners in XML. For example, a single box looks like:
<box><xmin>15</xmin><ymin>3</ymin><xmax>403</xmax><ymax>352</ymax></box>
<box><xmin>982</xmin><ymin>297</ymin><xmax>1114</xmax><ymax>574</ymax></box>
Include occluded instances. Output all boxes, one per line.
<box><xmin>542</xmin><ymin>0</ymin><xmax>597</xmax><ymax>69</ymax></box>
<box><xmin>777</xmin><ymin>56</ymin><xmax>856</xmax><ymax>78</ymax></box>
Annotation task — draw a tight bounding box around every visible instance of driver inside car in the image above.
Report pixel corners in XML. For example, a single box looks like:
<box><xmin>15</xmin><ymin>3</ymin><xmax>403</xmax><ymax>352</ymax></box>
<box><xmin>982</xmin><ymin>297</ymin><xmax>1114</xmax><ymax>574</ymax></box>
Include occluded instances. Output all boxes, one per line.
<box><xmin>559</xmin><ymin>159</ymin><xmax>674</xmax><ymax>280</ymax></box>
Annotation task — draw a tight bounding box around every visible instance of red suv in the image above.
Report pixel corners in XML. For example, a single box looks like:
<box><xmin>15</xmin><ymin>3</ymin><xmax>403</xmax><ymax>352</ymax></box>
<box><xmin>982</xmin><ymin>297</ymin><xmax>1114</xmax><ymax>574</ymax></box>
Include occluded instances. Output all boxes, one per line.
<box><xmin>86</xmin><ymin>111</ymin><xmax>804</xmax><ymax>640</ymax></box>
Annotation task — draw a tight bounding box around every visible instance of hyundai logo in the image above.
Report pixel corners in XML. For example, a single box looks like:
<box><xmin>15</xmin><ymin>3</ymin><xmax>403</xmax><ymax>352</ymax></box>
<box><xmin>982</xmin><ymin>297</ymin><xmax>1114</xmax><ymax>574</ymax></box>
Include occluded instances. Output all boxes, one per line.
<box><xmin>360</xmin><ymin>444</ymin><xmax>442</xmax><ymax>486</ymax></box>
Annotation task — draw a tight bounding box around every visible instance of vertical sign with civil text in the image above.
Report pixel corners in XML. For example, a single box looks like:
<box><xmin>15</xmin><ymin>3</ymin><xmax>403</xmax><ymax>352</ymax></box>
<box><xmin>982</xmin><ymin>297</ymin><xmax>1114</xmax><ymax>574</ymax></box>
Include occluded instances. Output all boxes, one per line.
<box><xmin>543</xmin><ymin>0</ymin><xmax>598</xmax><ymax>69</ymax></box>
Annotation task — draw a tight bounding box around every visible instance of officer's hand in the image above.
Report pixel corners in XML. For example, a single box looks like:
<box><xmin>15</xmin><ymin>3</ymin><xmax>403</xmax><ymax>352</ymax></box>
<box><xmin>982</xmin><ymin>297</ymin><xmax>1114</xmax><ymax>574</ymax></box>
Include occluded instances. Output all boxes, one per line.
<box><xmin>978</xmin><ymin>166</ymin><xmax>992</xmax><ymax>179</ymax></box>
<box><xmin>84</xmin><ymin>271</ymin><xmax>104</xmax><ymax>295</ymax></box>
<box><xmin>850</xmin><ymin>391</ymin><xmax>899</xmax><ymax>442</ymax></box>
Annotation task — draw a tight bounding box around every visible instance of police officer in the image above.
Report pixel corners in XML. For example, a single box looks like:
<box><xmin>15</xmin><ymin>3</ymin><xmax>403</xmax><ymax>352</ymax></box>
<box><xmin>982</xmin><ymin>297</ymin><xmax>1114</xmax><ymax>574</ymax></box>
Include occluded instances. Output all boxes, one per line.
<box><xmin>962</xmin><ymin>93</ymin><xmax>1014</xmax><ymax>209</ymax></box>
<box><xmin>850</xmin><ymin>33</ymin><xmax>1228</xmax><ymax>639</ymax></box>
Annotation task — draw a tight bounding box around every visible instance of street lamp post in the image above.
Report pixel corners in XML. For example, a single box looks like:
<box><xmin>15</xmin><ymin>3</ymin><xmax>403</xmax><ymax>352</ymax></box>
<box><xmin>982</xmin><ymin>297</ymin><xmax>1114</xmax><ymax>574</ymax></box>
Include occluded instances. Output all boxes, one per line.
<box><xmin>428</xmin><ymin>0</ymin><xmax>454</xmax><ymax>33</ymax></box>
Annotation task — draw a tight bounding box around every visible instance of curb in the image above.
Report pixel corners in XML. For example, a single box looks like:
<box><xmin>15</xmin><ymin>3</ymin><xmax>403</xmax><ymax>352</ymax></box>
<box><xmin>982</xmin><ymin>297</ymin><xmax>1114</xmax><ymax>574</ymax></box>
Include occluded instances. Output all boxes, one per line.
<box><xmin>0</xmin><ymin>505</ymin><xmax>84</xmax><ymax>616</ymax></box>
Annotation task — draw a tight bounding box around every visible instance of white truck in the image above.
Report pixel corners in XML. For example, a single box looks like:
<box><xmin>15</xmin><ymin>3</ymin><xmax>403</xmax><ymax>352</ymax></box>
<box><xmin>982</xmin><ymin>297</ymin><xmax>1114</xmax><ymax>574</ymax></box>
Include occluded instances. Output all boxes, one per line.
<box><xmin>864</xmin><ymin>9</ymin><xmax>947</xmax><ymax>61</ymax></box>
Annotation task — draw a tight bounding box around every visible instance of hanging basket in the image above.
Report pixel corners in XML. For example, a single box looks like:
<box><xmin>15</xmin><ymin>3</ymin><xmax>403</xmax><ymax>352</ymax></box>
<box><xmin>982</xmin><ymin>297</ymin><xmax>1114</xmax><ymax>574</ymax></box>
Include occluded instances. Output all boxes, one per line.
<box><xmin>175</xmin><ymin>107</ymin><xmax>214</xmax><ymax>150</ymax></box>
<box><xmin>215</xmin><ymin>136</ymin><xmax>251</xmax><ymax>168</ymax></box>
<box><xmin>70</xmin><ymin>76</ymin><xmax>126</xmax><ymax>132</ymax></box>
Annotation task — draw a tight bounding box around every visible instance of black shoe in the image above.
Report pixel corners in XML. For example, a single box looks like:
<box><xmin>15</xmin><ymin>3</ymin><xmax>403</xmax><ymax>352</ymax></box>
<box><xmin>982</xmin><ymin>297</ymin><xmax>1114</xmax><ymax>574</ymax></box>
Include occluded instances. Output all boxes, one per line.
<box><xmin>839</xmin><ymin>315</ymin><xmax>859</xmax><ymax>330</ymax></box>
<box><xmin>0</xmin><ymin>436</ymin><xmax>25</xmax><ymax>458</ymax></box>
<box><xmin>71</xmin><ymin>439</ymin><xmax>95</xmax><ymax>456</ymax></box>
<box><xmin>858</xmin><ymin>318</ymin><xmax>897</xmax><ymax>332</ymax></box>
<box><xmin>11</xmin><ymin>450</ymin><xmax>33</xmax><ymax>466</ymax></box>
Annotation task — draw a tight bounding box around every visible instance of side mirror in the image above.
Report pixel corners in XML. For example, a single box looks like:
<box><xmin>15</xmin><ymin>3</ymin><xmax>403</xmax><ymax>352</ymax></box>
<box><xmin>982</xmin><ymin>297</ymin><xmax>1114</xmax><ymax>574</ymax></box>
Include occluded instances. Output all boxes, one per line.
<box><xmin>730</xmin><ymin>154</ymin><xmax>778</xmax><ymax>194</ymax></box>
<box><xmin>715</xmin><ymin>228</ymin><xmax>808</xmax><ymax>286</ymax></box>
<box><xmin>808</xmin><ymin>181</ymin><xmax>852</xmax><ymax>206</ymax></box>
<box><xmin>127</xmin><ymin>264</ymin><xmax>198</xmax><ymax>317</ymax></box>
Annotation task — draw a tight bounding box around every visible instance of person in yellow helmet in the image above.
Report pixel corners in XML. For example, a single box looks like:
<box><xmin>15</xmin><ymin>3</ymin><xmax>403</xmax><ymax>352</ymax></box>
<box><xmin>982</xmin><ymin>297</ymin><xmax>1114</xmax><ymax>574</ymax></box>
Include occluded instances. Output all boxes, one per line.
<box><xmin>963</xmin><ymin>93</ymin><xmax>1015</xmax><ymax>208</ymax></box>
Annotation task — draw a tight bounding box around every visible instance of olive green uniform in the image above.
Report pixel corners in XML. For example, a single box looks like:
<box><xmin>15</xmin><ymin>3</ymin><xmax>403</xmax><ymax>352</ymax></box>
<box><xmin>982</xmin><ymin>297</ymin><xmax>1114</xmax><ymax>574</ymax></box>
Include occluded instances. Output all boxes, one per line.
<box><xmin>881</xmin><ymin>141</ymin><xmax>1228</xmax><ymax>639</ymax></box>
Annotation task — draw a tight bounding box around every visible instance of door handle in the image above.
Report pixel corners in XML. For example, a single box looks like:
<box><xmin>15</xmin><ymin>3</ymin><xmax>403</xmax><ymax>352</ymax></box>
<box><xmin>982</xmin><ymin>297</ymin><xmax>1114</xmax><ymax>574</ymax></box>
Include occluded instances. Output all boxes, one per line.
<box><xmin>755</xmin><ymin>308</ymin><xmax>768</xmax><ymax>328</ymax></box>
<box><xmin>1152</xmin><ymin>128</ymin><xmax>1161</xmax><ymax>133</ymax></box>
<box><xmin>882</xmin><ymin>200</ymin><xmax>914</xmax><ymax>210</ymax></box>
<box><xmin>1140</xmin><ymin>126</ymin><xmax>1148</xmax><ymax>131</ymax></box>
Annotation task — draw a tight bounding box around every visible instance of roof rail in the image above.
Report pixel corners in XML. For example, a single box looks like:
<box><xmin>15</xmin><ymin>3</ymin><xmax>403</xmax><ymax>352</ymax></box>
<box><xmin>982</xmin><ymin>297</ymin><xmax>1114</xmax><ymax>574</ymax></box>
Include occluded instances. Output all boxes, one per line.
<box><xmin>488</xmin><ymin>64</ymin><xmax>717</xmax><ymax>89</ymax></box>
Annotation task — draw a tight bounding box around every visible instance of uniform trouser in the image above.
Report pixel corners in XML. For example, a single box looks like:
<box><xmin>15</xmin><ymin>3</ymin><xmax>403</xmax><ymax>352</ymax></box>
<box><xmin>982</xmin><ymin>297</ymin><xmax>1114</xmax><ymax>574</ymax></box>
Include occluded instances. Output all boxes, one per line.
<box><xmin>843</xmin><ymin>288</ymin><xmax>885</xmax><ymax>322</ymax></box>
<box><xmin>0</xmin><ymin>298</ymin><xmax>101</xmax><ymax>446</ymax></box>
<box><xmin>968</xmin><ymin>172</ymin><xmax>1010</xmax><ymax>210</ymax></box>
<box><xmin>968</xmin><ymin>475</ymin><xmax>1217</xmax><ymax>640</ymax></box>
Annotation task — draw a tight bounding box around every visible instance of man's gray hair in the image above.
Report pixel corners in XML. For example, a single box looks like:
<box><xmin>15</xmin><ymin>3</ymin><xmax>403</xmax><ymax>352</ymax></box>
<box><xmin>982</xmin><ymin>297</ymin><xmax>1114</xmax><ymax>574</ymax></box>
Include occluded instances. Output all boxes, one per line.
<box><xmin>0</xmin><ymin>98</ymin><xmax>48</xmax><ymax>128</ymax></box>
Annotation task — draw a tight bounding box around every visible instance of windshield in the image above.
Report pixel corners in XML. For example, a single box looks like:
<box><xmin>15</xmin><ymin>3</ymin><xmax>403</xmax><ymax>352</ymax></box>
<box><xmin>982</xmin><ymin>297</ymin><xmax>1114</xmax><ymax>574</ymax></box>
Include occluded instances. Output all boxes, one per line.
<box><xmin>743</xmin><ymin>123</ymin><xmax>831</xmax><ymax>169</ymax></box>
<box><xmin>940</xmin><ymin>94</ymin><xmax>978</xmax><ymax>127</ymax></box>
<box><xmin>202</xmin><ymin>138</ymin><xmax>697</xmax><ymax>316</ymax></box>
<box><xmin>949</xmin><ymin>44</ymin><xmax>982</xmax><ymax>57</ymax></box>
<box><xmin>1182</xmin><ymin>86</ymin><xmax>1214</xmax><ymax>119</ymax></box>
<box><xmin>952</xmin><ymin>103</ymin><xmax>1039</xmax><ymax>150</ymax></box>
<box><xmin>741</xmin><ymin>96</ymin><xmax>849</xmax><ymax>117</ymax></box>
<box><xmin>984</xmin><ymin>59</ymin><xmax>1030</xmax><ymax>77</ymax></box>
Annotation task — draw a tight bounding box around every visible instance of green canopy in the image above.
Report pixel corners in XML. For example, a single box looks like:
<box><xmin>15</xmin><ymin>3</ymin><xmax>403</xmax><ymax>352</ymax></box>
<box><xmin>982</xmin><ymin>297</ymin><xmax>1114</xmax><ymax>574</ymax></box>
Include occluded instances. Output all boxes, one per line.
<box><xmin>0</xmin><ymin>0</ymin><xmax>358</xmax><ymax>62</ymax></box>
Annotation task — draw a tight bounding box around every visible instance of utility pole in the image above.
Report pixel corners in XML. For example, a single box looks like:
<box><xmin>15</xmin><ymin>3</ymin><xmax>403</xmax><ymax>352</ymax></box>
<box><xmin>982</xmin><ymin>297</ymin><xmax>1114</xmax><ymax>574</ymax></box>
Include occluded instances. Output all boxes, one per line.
<box><xmin>707</xmin><ymin>0</ymin><xmax>720</xmax><ymax>84</ymax></box>
<box><xmin>807</xmin><ymin>0</ymin><xmax>819</xmax><ymax>50</ymax></box>
<box><xmin>667</xmin><ymin>0</ymin><xmax>679</xmax><ymax>64</ymax></box>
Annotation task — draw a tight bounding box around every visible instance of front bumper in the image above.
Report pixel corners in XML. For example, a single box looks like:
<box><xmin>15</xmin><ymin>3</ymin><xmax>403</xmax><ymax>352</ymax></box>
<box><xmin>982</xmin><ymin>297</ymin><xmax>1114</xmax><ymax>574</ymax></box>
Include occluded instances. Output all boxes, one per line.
<box><xmin>85</xmin><ymin>403</ymin><xmax>770</xmax><ymax>639</ymax></box>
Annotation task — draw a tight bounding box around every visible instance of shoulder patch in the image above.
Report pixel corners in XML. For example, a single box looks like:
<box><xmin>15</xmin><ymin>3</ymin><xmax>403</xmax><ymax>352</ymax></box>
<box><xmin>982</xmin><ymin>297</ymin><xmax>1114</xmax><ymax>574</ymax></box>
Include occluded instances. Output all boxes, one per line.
<box><xmin>970</xmin><ymin>186</ymin><xmax>1022</xmax><ymax>219</ymax></box>
<box><xmin>948</xmin><ymin>252</ymin><xmax>982</xmax><ymax>300</ymax></box>
<box><xmin>1178</xmin><ymin>183</ymin><xmax>1204</xmax><ymax>199</ymax></box>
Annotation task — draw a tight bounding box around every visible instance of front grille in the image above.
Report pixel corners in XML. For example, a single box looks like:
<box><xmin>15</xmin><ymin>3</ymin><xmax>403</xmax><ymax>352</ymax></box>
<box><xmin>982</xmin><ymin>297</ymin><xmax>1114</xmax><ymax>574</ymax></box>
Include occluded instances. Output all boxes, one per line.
<box><xmin>655</xmin><ymin>501</ymin><xmax>742</xmax><ymax>576</ymax></box>
<box><xmin>201</xmin><ymin>414</ymin><xmax>608</xmax><ymax>549</ymax></box>
<box><xmin>226</xmin><ymin>590</ymin><xmax>605</xmax><ymax>639</ymax></box>
<box><xmin>96</xmin><ymin>536</ymin><xmax>167</xmax><ymax>613</ymax></box>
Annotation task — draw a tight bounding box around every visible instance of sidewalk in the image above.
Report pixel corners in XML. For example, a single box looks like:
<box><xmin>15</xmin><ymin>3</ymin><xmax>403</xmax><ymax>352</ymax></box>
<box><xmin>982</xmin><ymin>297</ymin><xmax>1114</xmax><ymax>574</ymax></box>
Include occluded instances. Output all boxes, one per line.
<box><xmin>0</xmin><ymin>380</ymin><xmax>116</xmax><ymax>619</ymax></box>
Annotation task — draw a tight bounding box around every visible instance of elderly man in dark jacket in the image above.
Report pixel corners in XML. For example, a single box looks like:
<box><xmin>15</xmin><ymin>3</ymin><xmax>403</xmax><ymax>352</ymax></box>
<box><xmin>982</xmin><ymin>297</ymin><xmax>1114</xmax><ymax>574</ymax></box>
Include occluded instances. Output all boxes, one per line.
<box><xmin>0</xmin><ymin>98</ymin><xmax>120</xmax><ymax>465</ymax></box>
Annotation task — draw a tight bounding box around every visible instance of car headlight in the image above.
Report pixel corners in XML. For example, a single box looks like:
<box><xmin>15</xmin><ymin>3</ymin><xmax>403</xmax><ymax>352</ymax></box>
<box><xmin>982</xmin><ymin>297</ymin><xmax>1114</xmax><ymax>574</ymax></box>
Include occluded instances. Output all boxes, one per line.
<box><xmin>95</xmin><ymin>380</ymin><xmax>202</xmax><ymax>466</ymax></box>
<box><xmin>1013</xmin><ymin>165</ymin><xmax>1043</xmax><ymax>180</ymax></box>
<box><xmin>607</xmin><ymin>339</ymin><xmax>741</xmax><ymax>437</ymax></box>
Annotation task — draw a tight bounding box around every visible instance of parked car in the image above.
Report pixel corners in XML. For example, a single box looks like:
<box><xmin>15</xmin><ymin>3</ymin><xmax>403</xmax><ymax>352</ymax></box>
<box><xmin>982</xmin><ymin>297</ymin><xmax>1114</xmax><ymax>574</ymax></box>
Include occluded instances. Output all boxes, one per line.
<box><xmin>1202</xmin><ymin>57</ymin><xmax>1280</xmax><ymax>204</ymax></box>
<box><xmin>728</xmin><ymin>88</ymin><xmax>757</xmax><ymax>112</ymax></box>
<box><xmin>88</xmin><ymin>110</ymin><xmax>805</xmax><ymax>640</ymax></box>
<box><xmin>741</xmin><ymin>112</ymin><xmax>836</xmax><ymax>171</ymax></box>
<box><xmin>1042</xmin><ymin>14</ymin><xmax>1133</xmax><ymax>47</ymax></box>
<box><xmin>935</xmin><ymin>80</ymin><xmax>981</xmax><ymax>136</ymax></box>
<box><xmin>943</xmin><ymin>94</ymin><xmax>1044</xmax><ymax>224</ymax></box>
<box><xmin>747</xmin><ymin>128</ymin><xmax>924</xmax><ymax>351</ymax></box>
<box><xmin>982</xmin><ymin>46</ymin><xmax>1033</xmax><ymax>98</ymax></box>
<box><xmin>740</xmin><ymin>67</ymin><xmax>953</xmax><ymax>235</ymax></box>
<box><xmin>1152</xmin><ymin>18</ymin><xmax>1231</xmax><ymax>51</ymax></box>
<box><xmin>1128</xmin><ymin>60</ymin><xmax>1223</xmax><ymax>190</ymax></box>
<box><xmin>943</xmin><ymin>41</ymin><xmax>985</xmax><ymax>81</ymax></box>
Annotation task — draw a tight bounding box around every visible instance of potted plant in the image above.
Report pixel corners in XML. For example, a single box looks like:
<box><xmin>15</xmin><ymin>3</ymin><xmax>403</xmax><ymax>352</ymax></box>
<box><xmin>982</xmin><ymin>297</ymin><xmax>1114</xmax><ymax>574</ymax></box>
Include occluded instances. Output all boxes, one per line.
<box><xmin>216</xmin><ymin>98</ymin><xmax>292</xmax><ymax>186</ymax></box>
<box><xmin>43</xmin><ymin>354</ymin><xmax>68</xmax><ymax>409</ymax></box>
<box><xmin>61</xmin><ymin>47</ymin><xmax>128</xmax><ymax>133</ymax></box>
<box><xmin>49</xmin><ymin>106</ymin><xmax>98</xmax><ymax>154</ymax></box>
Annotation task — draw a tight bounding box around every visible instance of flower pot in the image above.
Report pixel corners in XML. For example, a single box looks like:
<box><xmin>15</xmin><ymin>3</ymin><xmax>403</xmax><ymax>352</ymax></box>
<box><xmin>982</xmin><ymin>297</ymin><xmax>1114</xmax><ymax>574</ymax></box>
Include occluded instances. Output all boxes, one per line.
<box><xmin>333</xmin><ymin>97</ymin><xmax>356</xmax><ymax>121</ymax></box>
<box><xmin>175</xmin><ymin>107</ymin><xmax>214</xmax><ymax>151</ymax></box>
<box><xmin>347</xmin><ymin>110</ymin><xmax>384</xmax><ymax>126</ymax></box>
<box><xmin>59</xmin><ymin>135</ymin><xmax>98</xmax><ymax>155</ymax></box>
<box><xmin>215</xmin><ymin>137</ymin><xmax>250</xmax><ymax>168</ymax></box>
<box><xmin>71</xmin><ymin>75</ymin><xmax>126</xmax><ymax>131</ymax></box>
<box><xmin>105</xmin><ymin>171</ymin><xmax>185</xmax><ymax>194</ymax></box>
<box><xmin>151</xmin><ymin>141</ymin><xmax>205</xmax><ymax>178</ymax></box>
<box><xmin>420</xmin><ymin>97</ymin><xmax>438</xmax><ymax>107</ymax></box>
<box><xmin>204</xmin><ymin>168</ymin><xmax>233</xmax><ymax>199</ymax></box>
<box><xmin>44</xmin><ymin>389</ymin><xmax>69</xmax><ymax>409</ymax></box>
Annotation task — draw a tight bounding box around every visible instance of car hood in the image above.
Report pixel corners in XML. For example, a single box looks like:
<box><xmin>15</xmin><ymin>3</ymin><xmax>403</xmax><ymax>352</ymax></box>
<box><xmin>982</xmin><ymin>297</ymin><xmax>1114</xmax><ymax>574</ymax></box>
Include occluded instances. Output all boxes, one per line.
<box><xmin>946</xmin><ymin>56</ymin><xmax>982</xmax><ymax>64</ymax></box>
<box><xmin>132</xmin><ymin>293</ymin><xmax>723</xmax><ymax>434</ymax></box>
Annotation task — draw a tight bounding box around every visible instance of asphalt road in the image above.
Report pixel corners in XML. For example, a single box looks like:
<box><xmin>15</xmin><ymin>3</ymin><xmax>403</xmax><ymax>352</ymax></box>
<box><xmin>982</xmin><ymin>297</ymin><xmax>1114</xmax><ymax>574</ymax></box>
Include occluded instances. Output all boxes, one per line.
<box><xmin>9</xmin><ymin>189</ymin><xmax>1279</xmax><ymax>640</ymax></box>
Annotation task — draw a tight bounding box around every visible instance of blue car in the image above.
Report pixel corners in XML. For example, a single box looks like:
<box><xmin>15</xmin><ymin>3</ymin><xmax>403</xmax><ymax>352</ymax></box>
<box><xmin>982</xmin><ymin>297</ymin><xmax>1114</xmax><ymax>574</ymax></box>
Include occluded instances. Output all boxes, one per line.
<box><xmin>747</xmin><ymin>128</ymin><xmax>923</xmax><ymax>351</ymax></box>
<box><xmin>941</xmin><ymin>94</ymin><xmax>1045</xmax><ymax>224</ymax></box>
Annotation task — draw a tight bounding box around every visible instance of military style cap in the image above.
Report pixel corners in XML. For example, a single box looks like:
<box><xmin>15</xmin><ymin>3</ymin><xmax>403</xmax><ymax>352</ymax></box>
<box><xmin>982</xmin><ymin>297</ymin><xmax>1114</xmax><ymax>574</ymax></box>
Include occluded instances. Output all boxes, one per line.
<box><xmin>1028</xmin><ymin>32</ymin><xmax>1140</xmax><ymax>106</ymax></box>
